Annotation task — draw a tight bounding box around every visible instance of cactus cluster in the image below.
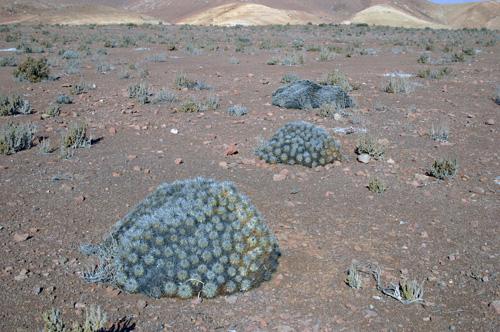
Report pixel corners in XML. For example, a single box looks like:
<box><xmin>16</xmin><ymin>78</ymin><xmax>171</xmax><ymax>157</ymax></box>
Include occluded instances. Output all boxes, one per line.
<box><xmin>256</xmin><ymin>121</ymin><xmax>342</xmax><ymax>168</ymax></box>
<box><xmin>81</xmin><ymin>178</ymin><xmax>280</xmax><ymax>299</ymax></box>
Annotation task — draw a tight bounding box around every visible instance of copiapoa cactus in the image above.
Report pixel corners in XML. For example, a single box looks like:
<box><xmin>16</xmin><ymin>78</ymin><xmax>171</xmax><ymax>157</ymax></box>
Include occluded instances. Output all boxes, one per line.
<box><xmin>256</xmin><ymin>121</ymin><xmax>342</xmax><ymax>168</ymax></box>
<box><xmin>80</xmin><ymin>178</ymin><xmax>280</xmax><ymax>299</ymax></box>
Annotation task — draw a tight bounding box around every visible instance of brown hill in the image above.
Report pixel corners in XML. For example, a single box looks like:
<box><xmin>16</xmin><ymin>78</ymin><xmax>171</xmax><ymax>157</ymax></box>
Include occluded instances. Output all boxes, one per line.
<box><xmin>0</xmin><ymin>0</ymin><xmax>498</xmax><ymax>29</ymax></box>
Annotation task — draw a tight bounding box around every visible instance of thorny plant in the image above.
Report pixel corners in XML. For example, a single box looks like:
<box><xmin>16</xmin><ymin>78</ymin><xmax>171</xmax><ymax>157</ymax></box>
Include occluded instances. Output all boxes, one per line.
<box><xmin>347</xmin><ymin>262</ymin><xmax>425</xmax><ymax>305</ymax></box>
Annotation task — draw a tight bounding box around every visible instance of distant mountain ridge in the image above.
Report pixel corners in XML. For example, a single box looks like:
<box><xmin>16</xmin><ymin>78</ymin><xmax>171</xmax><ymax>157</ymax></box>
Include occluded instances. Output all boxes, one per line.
<box><xmin>0</xmin><ymin>0</ymin><xmax>498</xmax><ymax>29</ymax></box>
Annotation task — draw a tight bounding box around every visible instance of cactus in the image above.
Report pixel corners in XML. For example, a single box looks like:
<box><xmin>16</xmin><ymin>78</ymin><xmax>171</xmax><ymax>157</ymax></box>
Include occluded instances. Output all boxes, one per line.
<box><xmin>81</xmin><ymin>178</ymin><xmax>280</xmax><ymax>299</ymax></box>
<box><xmin>256</xmin><ymin>121</ymin><xmax>341</xmax><ymax>168</ymax></box>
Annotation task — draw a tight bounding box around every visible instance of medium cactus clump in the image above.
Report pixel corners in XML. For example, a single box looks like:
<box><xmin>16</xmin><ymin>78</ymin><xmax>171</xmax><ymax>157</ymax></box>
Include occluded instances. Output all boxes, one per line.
<box><xmin>81</xmin><ymin>178</ymin><xmax>280</xmax><ymax>299</ymax></box>
<box><xmin>256</xmin><ymin>121</ymin><xmax>342</xmax><ymax>168</ymax></box>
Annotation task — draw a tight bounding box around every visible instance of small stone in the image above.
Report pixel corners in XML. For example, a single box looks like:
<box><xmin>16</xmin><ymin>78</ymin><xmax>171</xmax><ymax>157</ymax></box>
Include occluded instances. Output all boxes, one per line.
<box><xmin>33</xmin><ymin>286</ymin><xmax>43</xmax><ymax>295</ymax></box>
<box><xmin>225</xmin><ymin>295</ymin><xmax>238</xmax><ymax>304</ymax></box>
<box><xmin>133</xmin><ymin>166</ymin><xmax>142</xmax><ymax>172</ymax></box>
<box><xmin>485</xmin><ymin>119</ymin><xmax>495</xmax><ymax>125</ymax></box>
<box><xmin>219</xmin><ymin>161</ymin><xmax>229</xmax><ymax>169</ymax></box>
<box><xmin>357</xmin><ymin>154</ymin><xmax>370</xmax><ymax>163</ymax></box>
<box><xmin>273</xmin><ymin>173</ymin><xmax>287</xmax><ymax>182</ymax></box>
<box><xmin>112</xmin><ymin>172</ymin><xmax>121</xmax><ymax>177</ymax></box>
<box><xmin>137</xmin><ymin>299</ymin><xmax>147</xmax><ymax>309</ymax></box>
<box><xmin>489</xmin><ymin>300</ymin><xmax>500</xmax><ymax>315</ymax></box>
<box><xmin>333</xmin><ymin>113</ymin><xmax>342</xmax><ymax>121</ymax></box>
<box><xmin>387</xmin><ymin>158</ymin><xmax>395</xmax><ymax>164</ymax></box>
<box><xmin>470</xmin><ymin>187</ymin><xmax>485</xmax><ymax>195</ymax></box>
<box><xmin>13</xmin><ymin>233</ymin><xmax>31</xmax><ymax>242</ymax></box>
<box><xmin>108</xmin><ymin>127</ymin><xmax>117</xmax><ymax>135</ymax></box>
<box><xmin>74</xmin><ymin>302</ymin><xmax>86</xmax><ymax>309</ymax></box>
<box><xmin>127</xmin><ymin>155</ymin><xmax>137</xmax><ymax>160</ymax></box>
<box><xmin>14</xmin><ymin>269</ymin><xmax>29</xmax><ymax>281</ymax></box>
<box><xmin>423</xmin><ymin>316</ymin><xmax>432</xmax><ymax>322</ymax></box>
<box><xmin>363</xmin><ymin>309</ymin><xmax>378</xmax><ymax>319</ymax></box>
<box><xmin>170</xmin><ymin>128</ymin><xmax>178</xmax><ymax>134</ymax></box>
<box><xmin>174</xmin><ymin>158</ymin><xmax>183</xmax><ymax>165</ymax></box>
<box><xmin>75</xmin><ymin>195</ymin><xmax>86</xmax><ymax>203</ymax></box>
<box><xmin>224</xmin><ymin>143</ymin><xmax>238</xmax><ymax>156</ymax></box>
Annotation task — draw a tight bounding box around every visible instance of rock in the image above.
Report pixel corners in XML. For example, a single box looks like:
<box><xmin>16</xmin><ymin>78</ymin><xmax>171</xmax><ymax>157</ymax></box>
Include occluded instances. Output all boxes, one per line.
<box><xmin>357</xmin><ymin>154</ymin><xmax>371</xmax><ymax>163</ymax></box>
<box><xmin>33</xmin><ymin>286</ymin><xmax>43</xmax><ymax>295</ymax></box>
<box><xmin>14</xmin><ymin>269</ymin><xmax>29</xmax><ymax>281</ymax></box>
<box><xmin>74</xmin><ymin>302</ymin><xmax>86</xmax><ymax>309</ymax></box>
<box><xmin>137</xmin><ymin>299</ymin><xmax>147</xmax><ymax>309</ymax></box>
<box><xmin>387</xmin><ymin>158</ymin><xmax>395</xmax><ymax>164</ymax></box>
<box><xmin>363</xmin><ymin>309</ymin><xmax>378</xmax><ymax>319</ymax></box>
<box><xmin>273</xmin><ymin>173</ymin><xmax>287</xmax><ymax>182</ymax></box>
<box><xmin>485</xmin><ymin>119</ymin><xmax>495</xmax><ymax>125</ymax></box>
<box><xmin>225</xmin><ymin>295</ymin><xmax>238</xmax><ymax>304</ymax></box>
<box><xmin>170</xmin><ymin>128</ymin><xmax>178</xmax><ymax>134</ymax></box>
<box><xmin>218</xmin><ymin>161</ymin><xmax>229</xmax><ymax>169</ymax></box>
<box><xmin>489</xmin><ymin>300</ymin><xmax>500</xmax><ymax>315</ymax></box>
<box><xmin>470</xmin><ymin>187</ymin><xmax>485</xmax><ymax>194</ymax></box>
<box><xmin>74</xmin><ymin>195</ymin><xmax>86</xmax><ymax>203</ymax></box>
<box><xmin>415</xmin><ymin>174</ymin><xmax>430</xmax><ymax>184</ymax></box>
<box><xmin>224</xmin><ymin>143</ymin><xmax>238</xmax><ymax>156</ymax></box>
<box><xmin>272</xmin><ymin>80</ymin><xmax>354</xmax><ymax>110</ymax></box>
<box><xmin>13</xmin><ymin>233</ymin><xmax>31</xmax><ymax>243</ymax></box>
<box><xmin>174</xmin><ymin>158</ymin><xmax>183</xmax><ymax>165</ymax></box>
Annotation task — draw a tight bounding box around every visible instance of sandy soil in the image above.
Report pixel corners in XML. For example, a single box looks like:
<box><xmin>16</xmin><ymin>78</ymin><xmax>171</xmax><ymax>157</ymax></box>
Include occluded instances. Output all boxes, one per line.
<box><xmin>0</xmin><ymin>24</ymin><xmax>499</xmax><ymax>331</ymax></box>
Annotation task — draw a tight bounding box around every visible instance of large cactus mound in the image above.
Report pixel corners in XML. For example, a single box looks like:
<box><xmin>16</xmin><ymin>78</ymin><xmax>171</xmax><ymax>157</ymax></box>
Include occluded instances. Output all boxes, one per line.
<box><xmin>81</xmin><ymin>177</ymin><xmax>280</xmax><ymax>299</ymax></box>
<box><xmin>256</xmin><ymin>121</ymin><xmax>342</xmax><ymax>168</ymax></box>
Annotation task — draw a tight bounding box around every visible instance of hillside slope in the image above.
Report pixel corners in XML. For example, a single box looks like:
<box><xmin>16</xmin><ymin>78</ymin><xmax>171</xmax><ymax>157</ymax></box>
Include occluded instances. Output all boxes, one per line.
<box><xmin>0</xmin><ymin>0</ymin><xmax>498</xmax><ymax>28</ymax></box>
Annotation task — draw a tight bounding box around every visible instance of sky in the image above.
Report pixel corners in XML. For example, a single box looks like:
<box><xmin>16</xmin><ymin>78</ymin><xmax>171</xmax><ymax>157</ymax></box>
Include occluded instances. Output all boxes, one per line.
<box><xmin>430</xmin><ymin>0</ymin><xmax>484</xmax><ymax>3</ymax></box>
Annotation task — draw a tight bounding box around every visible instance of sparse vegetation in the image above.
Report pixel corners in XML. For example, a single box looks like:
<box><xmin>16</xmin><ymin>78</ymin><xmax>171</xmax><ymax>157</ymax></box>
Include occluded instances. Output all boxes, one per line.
<box><xmin>368</xmin><ymin>177</ymin><xmax>386</xmax><ymax>193</ymax></box>
<box><xmin>128</xmin><ymin>83</ymin><xmax>151</xmax><ymax>104</ymax></box>
<box><xmin>428</xmin><ymin>158</ymin><xmax>458</xmax><ymax>180</ymax></box>
<box><xmin>345</xmin><ymin>264</ymin><xmax>362</xmax><ymax>289</ymax></box>
<box><xmin>152</xmin><ymin>88</ymin><xmax>177</xmax><ymax>105</ymax></box>
<box><xmin>0</xmin><ymin>122</ymin><xmax>37</xmax><ymax>155</ymax></box>
<box><xmin>384</xmin><ymin>76</ymin><xmax>413</xmax><ymax>94</ymax></box>
<box><xmin>0</xmin><ymin>94</ymin><xmax>32</xmax><ymax>116</ymax></box>
<box><xmin>0</xmin><ymin>56</ymin><xmax>17</xmax><ymax>67</ymax></box>
<box><xmin>179</xmin><ymin>99</ymin><xmax>200</xmax><ymax>113</ymax></box>
<box><xmin>199</xmin><ymin>95</ymin><xmax>220</xmax><ymax>112</ymax></box>
<box><xmin>281</xmin><ymin>73</ymin><xmax>300</xmax><ymax>84</ymax></box>
<box><xmin>320</xmin><ymin>70</ymin><xmax>353</xmax><ymax>92</ymax></box>
<box><xmin>227</xmin><ymin>104</ymin><xmax>248</xmax><ymax>116</ymax></box>
<box><xmin>355</xmin><ymin>135</ymin><xmax>385</xmax><ymax>160</ymax></box>
<box><xmin>38</xmin><ymin>138</ymin><xmax>53</xmax><ymax>154</ymax></box>
<box><xmin>175</xmin><ymin>73</ymin><xmax>210</xmax><ymax>90</ymax></box>
<box><xmin>417</xmin><ymin>67</ymin><xmax>452</xmax><ymax>79</ymax></box>
<box><xmin>42</xmin><ymin>104</ymin><xmax>61</xmax><ymax>119</ymax></box>
<box><xmin>430</xmin><ymin>122</ymin><xmax>449</xmax><ymax>142</ymax></box>
<box><xmin>56</xmin><ymin>94</ymin><xmax>72</xmax><ymax>105</ymax></box>
<box><xmin>13</xmin><ymin>56</ymin><xmax>50</xmax><ymax>82</ymax></box>
<box><xmin>71</xmin><ymin>82</ymin><xmax>95</xmax><ymax>95</ymax></box>
<box><xmin>345</xmin><ymin>262</ymin><xmax>425</xmax><ymax>305</ymax></box>
<box><xmin>60</xmin><ymin>122</ymin><xmax>91</xmax><ymax>159</ymax></box>
<box><xmin>42</xmin><ymin>305</ymin><xmax>107</xmax><ymax>332</ymax></box>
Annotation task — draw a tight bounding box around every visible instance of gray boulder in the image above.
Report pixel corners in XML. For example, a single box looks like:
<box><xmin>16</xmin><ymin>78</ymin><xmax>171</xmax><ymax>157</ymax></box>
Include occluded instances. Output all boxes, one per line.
<box><xmin>272</xmin><ymin>80</ymin><xmax>354</xmax><ymax>110</ymax></box>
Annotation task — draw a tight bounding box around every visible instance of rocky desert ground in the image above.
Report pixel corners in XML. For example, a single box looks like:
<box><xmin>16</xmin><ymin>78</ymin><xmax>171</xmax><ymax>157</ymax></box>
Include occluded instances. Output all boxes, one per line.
<box><xmin>0</xmin><ymin>13</ymin><xmax>499</xmax><ymax>332</ymax></box>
